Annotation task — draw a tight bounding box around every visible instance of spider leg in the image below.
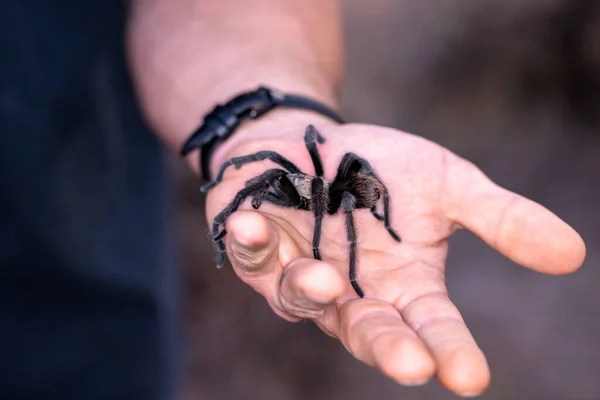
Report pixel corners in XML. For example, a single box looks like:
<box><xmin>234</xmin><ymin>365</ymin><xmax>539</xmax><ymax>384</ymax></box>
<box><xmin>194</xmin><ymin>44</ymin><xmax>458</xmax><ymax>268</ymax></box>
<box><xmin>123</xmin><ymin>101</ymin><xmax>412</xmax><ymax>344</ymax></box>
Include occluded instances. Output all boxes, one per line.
<box><xmin>370</xmin><ymin>205</ymin><xmax>384</xmax><ymax>221</ymax></box>
<box><xmin>211</xmin><ymin>168</ymin><xmax>287</xmax><ymax>268</ymax></box>
<box><xmin>341</xmin><ymin>192</ymin><xmax>364</xmax><ymax>298</ymax></box>
<box><xmin>304</xmin><ymin>124</ymin><xmax>326</xmax><ymax>177</ymax></box>
<box><xmin>371</xmin><ymin>179</ymin><xmax>402</xmax><ymax>242</ymax></box>
<box><xmin>310</xmin><ymin>178</ymin><xmax>328</xmax><ymax>260</ymax></box>
<box><xmin>201</xmin><ymin>150</ymin><xmax>303</xmax><ymax>192</ymax></box>
<box><xmin>335</xmin><ymin>153</ymin><xmax>402</xmax><ymax>243</ymax></box>
<box><xmin>303</xmin><ymin>126</ymin><xmax>328</xmax><ymax>260</ymax></box>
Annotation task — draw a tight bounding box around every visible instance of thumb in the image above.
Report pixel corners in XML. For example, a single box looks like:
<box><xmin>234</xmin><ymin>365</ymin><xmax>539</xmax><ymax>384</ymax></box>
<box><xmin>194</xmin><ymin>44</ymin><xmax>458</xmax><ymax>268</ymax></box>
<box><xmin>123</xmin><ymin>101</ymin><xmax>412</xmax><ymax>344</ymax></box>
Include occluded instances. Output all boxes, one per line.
<box><xmin>226</xmin><ymin>210</ymin><xmax>279</xmax><ymax>276</ymax></box>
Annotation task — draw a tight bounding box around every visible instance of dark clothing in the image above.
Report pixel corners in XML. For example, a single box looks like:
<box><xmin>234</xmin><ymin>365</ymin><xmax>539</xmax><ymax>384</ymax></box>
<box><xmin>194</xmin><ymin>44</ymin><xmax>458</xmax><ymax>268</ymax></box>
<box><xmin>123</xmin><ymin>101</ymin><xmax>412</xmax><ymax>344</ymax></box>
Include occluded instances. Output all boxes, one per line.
<box><xmin>0</xmin><ymin>2</ymin><xmax>179</xmax><ymax>399</ymax></box>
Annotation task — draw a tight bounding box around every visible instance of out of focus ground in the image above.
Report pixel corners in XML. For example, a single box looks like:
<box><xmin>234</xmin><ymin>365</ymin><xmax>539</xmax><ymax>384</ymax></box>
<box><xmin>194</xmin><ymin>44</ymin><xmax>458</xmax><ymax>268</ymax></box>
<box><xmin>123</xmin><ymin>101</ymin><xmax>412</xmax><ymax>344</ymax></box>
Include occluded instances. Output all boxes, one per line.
<box><xmin>177</xmin><ymin>1</ymin><xmax>600</xmax><ymax>399</ymax></box>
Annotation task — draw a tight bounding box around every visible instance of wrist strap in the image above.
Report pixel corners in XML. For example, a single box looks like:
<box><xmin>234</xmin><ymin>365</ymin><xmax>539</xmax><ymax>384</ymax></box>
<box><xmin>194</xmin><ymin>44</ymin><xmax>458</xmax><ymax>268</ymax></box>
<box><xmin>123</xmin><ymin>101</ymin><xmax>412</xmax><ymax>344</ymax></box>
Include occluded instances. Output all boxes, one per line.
<box><xmin>179</xmin><ymin>86</ymin><xmax>345</xmax><ymax>181</ymax></box>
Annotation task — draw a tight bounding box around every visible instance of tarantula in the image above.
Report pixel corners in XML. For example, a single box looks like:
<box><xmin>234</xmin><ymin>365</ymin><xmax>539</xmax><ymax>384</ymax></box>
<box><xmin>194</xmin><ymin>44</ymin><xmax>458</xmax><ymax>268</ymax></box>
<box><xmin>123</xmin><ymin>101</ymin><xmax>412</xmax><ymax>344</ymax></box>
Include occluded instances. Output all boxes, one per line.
<box><xmin>203</xmin><ymin>125</ymin><xmax>401</xmax><ymax>298</ymax></box>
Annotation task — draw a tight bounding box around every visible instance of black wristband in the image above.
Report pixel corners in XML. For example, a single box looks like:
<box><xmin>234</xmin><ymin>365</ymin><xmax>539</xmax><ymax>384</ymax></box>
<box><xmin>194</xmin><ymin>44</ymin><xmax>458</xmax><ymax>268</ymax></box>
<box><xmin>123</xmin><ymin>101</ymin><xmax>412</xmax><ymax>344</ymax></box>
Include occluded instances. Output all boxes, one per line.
<box><xmin>179</xmin><ymin>86</ymin><xmax>345</xmax><ymax>181</ymax></box>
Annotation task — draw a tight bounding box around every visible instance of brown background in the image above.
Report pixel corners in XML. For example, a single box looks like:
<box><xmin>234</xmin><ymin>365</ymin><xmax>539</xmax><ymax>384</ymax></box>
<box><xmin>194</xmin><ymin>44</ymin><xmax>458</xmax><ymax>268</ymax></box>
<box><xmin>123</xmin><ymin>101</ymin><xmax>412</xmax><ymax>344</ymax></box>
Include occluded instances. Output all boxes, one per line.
<box><xmin>178</xmin><ymin>1</ymin><xmax>600</xmax><ymax>399</ymax></box>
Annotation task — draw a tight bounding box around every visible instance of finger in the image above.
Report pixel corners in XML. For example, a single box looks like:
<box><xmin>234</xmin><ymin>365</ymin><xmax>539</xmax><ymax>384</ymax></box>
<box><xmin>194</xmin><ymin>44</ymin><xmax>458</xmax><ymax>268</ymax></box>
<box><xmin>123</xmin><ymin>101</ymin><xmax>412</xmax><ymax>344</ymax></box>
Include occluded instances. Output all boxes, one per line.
<box><xmin>331</xmin><ymin>299</ymin><xmax>436</xmax><ymax>386</ymax></box>
<box><xmin>277</xmin><ymin>257</ymin><xmax>347</xmax><ymax>320</ymax></box>
<box><xmin>226</xmin><ymin>210</ymin><xmax>279</xmax><ymax>280</ymax></box>
<box><xmin>401</xmin><ymin>292</ymin><xmax>490</xmax><ymax>397</ymax></box>
<box><xmin>445</xmin><ymin>158</ymin><xmax>586</xmax><ymax>274</ymax></box>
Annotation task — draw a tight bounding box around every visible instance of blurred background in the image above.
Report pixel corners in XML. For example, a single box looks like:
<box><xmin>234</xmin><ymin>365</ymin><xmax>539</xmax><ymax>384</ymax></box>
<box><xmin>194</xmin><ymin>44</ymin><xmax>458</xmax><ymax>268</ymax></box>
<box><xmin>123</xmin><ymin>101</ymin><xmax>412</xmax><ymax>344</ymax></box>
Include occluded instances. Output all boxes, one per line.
<box><xmin>177</xmin><ymin>1</ymin><xmax>600</xmax><ymax>399</ymax></box>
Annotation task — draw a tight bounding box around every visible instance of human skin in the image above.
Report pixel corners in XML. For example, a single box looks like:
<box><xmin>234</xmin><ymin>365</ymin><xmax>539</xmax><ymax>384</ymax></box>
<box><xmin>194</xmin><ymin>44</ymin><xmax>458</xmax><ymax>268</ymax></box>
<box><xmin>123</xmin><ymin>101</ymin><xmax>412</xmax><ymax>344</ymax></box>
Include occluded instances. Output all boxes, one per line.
<box><xmin>127</xmin><ymin>0</ymin><xmax>586</xmax><ymax>396</ymax></box>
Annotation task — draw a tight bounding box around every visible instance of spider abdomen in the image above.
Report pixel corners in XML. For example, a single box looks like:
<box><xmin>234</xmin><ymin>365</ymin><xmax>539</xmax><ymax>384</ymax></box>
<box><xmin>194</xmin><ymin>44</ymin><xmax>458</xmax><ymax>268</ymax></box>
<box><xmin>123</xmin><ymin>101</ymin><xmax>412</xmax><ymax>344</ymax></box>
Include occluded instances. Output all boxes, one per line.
<box><xmin>351</xmin><ymin>173</ymin><xmax>385</xmax><ymax>208</ymax></box>
<box><xmin>329</xmin><ymin>173</ymin><xmax>384</xmax><ymax>212</ymax></box>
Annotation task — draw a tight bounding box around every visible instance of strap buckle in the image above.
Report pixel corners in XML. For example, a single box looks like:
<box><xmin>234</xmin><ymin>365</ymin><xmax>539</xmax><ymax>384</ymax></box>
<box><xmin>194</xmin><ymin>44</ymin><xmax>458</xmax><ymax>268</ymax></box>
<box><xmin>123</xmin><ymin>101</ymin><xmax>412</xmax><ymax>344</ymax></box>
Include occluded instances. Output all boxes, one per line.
<box><xmin>180</xmin><ymin>87</ymin><xmax>283</xmax><ymax>156</ymax></box>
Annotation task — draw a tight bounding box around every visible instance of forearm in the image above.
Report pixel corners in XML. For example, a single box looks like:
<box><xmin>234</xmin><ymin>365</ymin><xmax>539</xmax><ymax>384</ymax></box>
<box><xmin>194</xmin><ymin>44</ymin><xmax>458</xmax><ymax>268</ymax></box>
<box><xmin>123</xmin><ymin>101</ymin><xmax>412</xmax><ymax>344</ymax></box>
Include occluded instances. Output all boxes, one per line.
<box><xmin>126</xmin><ymin>0</ymin><xmax>343</xmax><ymax>173</ymax></box>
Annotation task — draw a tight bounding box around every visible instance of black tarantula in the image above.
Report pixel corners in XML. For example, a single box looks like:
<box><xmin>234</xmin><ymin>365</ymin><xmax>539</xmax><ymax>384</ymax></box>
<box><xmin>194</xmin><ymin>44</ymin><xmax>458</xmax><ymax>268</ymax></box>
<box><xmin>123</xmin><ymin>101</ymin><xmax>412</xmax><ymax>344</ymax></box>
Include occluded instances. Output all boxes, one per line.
<box><xmin>204</xmin><ymin>125</ymin><xmax>401</xmax><ymax>298</ymax></box>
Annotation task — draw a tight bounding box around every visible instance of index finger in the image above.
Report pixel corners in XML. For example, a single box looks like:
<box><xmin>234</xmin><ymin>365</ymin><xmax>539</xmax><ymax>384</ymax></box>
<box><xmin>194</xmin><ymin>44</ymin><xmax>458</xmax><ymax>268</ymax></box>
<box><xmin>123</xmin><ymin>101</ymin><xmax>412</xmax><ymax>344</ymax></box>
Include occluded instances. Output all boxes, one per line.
<box><xmin>443</xmin><ymin>156</ymin><xmax>586</xmax><ymax>274</ymax></box>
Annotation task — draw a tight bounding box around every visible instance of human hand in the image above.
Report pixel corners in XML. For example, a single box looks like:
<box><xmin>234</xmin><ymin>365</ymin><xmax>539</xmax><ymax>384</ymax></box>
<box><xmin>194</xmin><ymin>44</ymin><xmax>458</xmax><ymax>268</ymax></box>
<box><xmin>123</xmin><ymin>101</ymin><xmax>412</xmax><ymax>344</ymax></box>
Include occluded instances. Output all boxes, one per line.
<box><xmin>202</xmin><ymin>116</ymin><xmax>586</xmax><ymax>397</ymax></box>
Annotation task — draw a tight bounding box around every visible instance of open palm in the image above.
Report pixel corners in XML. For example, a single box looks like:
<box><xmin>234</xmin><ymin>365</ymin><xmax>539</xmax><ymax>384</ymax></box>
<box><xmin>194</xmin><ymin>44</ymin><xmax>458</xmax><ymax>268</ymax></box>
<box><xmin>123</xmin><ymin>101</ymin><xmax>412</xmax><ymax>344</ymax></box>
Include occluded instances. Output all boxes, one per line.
<box><xmin>203</xmin><ymin>123</ymin><xmax>585</xmax><ymax>396</ymax></box>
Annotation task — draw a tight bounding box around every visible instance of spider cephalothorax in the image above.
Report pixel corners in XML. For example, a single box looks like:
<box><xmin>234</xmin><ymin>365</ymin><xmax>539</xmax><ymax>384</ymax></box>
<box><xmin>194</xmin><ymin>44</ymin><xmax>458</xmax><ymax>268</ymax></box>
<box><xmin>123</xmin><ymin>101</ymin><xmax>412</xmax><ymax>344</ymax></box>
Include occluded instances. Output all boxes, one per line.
<box><xmin>203</xmin><ymin>125</ymin><xmax>401</xmax><ymax>297</ymax></box>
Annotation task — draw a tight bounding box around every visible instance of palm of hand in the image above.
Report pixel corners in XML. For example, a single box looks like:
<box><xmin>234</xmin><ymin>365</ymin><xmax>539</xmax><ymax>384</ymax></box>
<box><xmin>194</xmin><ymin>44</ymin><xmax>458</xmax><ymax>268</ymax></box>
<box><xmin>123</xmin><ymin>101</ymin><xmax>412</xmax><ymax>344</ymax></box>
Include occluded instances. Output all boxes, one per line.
<box><xmin>204</xmin><ymin>123</ymin><xmax>585</xmax><ymax>396</ymax></box>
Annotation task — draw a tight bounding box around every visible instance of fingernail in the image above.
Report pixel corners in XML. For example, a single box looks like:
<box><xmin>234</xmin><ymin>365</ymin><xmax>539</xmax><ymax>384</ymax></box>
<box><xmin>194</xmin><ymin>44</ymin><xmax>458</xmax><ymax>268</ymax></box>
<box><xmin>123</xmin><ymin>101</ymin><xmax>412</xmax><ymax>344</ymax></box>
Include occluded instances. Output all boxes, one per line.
<box><xmin>398</xmin><ymin>378</ymin><xmax>430</xmax><ymax>387</ymax></box>
<box><xmin>458</xmin><ymin>391</ymin><xmax>483</xmax><ymax>398</ymax></box>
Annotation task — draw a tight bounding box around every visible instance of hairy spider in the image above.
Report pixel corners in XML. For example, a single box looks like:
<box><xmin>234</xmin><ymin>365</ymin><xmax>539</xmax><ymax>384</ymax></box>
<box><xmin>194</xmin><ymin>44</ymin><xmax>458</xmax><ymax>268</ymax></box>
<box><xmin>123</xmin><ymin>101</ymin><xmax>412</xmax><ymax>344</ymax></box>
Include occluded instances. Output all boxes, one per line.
<box><xmin>203</xmin><ymin>124</ymin><xmax>401</xmax><ymax>298</ymax></box>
